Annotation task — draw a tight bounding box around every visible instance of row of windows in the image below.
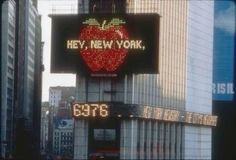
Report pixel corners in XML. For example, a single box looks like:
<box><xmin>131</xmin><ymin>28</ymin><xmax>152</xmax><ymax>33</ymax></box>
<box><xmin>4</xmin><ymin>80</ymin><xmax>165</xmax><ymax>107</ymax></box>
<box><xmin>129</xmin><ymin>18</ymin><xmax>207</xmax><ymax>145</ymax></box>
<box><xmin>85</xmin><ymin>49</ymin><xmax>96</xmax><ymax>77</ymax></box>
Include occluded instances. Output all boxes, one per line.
<box><xmin>8</xmin><ymin>9</ymin><xmax>15</xmax><ymax>24</ymax></box>
<box><xmin>28</xmin><ymin>58</ymin><xmax>34</xmax><ymax>68</ymax></box>
<box><xmin>27</xmin><ymin>70</ymin><xmax>34</xmax><ymax>81</ymax></box>
<box><xmin>54</xmin><ymin>142</ymin><xmax>59</xmax><ymax>146</ymax></box>
<box><xmin>54</xmin><ymin>136</ymin><xmax>73</xmax><ymax>141</ymax></box>
<box><xmin>61</xmin><ymin>141</ymin><xmax>72</xmax><ymax>145</ymax></box>
<box><xmin>29</xmin><ymin>16</ymin><xmax>35</xmax><ymax>31</ymax></box>
<box><xmin>28</xmin><ymin>37</ymin><xmax>35</xmax><ymax>50</ymax></box>
<box><xmin>8</xmin><ymin>1</ymin><xmax>15</xmax><ymax>14</ymax></box>
<box><xmin>62</xmin><ymin>132</ymin><xmax>72</xmax><ymax>136</ymax></box>
<box><xmin>55</xmin><ymin>131</ymin><xmax>72</xmax><ymax>136</ymax></box>
<box><xmin>28</xmin><ymin>47</ymin><xmax>35</xmax><ymax>61</ymax></box>
<box><xmin>28</xmin><ymin>26</ymin><xmax>35</xmax><ymax>41</ymax></box>
<box><xmin>89</xmin><ymin>0</ymin><xmax>126</xmax><ymax>13</ymax></box>
<box><xmin>29</xmin><ymin>6</ymin><xmax>36</xmax><ymax>21</ymax></box>
<box><xmin>120</xmin><ymin>121</ymin><xmax>183</xmax><ymax>160</ymax></box>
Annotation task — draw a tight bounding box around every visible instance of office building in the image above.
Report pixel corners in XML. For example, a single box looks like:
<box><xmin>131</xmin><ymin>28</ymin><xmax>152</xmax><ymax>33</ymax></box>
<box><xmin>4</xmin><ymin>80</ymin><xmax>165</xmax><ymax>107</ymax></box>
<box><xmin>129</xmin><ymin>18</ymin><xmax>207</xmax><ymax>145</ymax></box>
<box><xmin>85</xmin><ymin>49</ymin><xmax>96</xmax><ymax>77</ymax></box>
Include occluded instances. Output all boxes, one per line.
<box><xmin>0</xmin><ymin>0</ymin><xmax>16</xmax><ymax>158</ymax></box>
<box><xmin>1</xmin><ymin>0</ymin><xmax>42</xmax><ymax>159</ymax></box>
<box><xmin>48</xmin><ymin>86</ymin><xmax>75</xmax><ymax>155</ymax></box>
<box><xmin>72</xmin><ymin>0</ymin><xmax>217</xmax><ymax>160</ymax></box>
<box><xmin>53</xmin><ymin>119</ymin><xmax>73</xmax><ymax>159</ymax></box>
<box><xmin>41</xmin><ymin>102</ymin><xmax>49</xmax><ymax>155</ymax></box>
<box><xmin>49</xmin><ymin>86</ymin><xmax>76</xmax><ymax>107</ymax></box>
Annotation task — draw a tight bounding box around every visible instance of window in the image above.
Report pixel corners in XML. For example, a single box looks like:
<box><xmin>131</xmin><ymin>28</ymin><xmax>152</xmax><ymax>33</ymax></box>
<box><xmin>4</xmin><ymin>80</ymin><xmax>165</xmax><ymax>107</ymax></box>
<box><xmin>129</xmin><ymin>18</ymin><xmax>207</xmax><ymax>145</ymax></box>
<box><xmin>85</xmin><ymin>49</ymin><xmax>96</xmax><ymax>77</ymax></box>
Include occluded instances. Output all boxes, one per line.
<box><xmin>7</xmin><ymin>78</ymin><xmax>13</xmax><ymax>87</ymax></box>
<box><xmin>8</xmin><ymin>33</ymin><xmax>14</xmax><ymax>44</ymax></box>
<box><xmin>8</xmin><ymin>56</ymin><xmax>13</xmax><ymax>65</ymax></box>
<box><xmin>7</xmin><ymin>98</ymin><xmax>12</xmax><ymax>107</ymax></box>
<box><xmin>89</xmin><ymin>0</ymin><xmax>126</xmax><ymax>13</ymax></box>
<box><xmin>8</xmin><ymin>67</ymin><xmax>13</xmax><ymax>75</ymax></box>
<box><xmin>93</xmin><ymin>129</ymin><xmax>116</xmax><ymax>141</ymax></box>
<box><xmin>9</xmin><ymin>23</ymin><xmax>15</xmax><ymax>33</ymax></box>
<box><xmin>7</xmin><ymin>88</ymin><xmax>13</xmax><ymax>97</ymax></box>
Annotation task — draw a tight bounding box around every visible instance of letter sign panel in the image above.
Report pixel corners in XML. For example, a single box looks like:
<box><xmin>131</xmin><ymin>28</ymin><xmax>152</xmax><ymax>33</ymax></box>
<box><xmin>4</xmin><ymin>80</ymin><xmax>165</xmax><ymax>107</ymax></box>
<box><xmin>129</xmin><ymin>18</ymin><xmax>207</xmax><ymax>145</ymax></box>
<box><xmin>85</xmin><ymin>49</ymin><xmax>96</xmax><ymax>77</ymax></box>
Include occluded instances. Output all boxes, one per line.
<box><xmin>51</xmin><ymin>14</ymin><xmax>160</xmax><ymax>76</ymax></box>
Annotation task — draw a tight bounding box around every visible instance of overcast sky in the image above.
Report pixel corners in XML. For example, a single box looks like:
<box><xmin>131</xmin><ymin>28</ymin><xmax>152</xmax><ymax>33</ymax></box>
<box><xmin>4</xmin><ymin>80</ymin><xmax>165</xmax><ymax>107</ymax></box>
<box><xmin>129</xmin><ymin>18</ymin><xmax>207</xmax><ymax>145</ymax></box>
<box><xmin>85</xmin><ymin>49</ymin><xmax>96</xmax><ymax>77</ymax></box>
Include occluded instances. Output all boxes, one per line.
<box><xmin>38</xmin><ymin>0</ymin><xmax>77</xmax><ymax>102</ymax></box>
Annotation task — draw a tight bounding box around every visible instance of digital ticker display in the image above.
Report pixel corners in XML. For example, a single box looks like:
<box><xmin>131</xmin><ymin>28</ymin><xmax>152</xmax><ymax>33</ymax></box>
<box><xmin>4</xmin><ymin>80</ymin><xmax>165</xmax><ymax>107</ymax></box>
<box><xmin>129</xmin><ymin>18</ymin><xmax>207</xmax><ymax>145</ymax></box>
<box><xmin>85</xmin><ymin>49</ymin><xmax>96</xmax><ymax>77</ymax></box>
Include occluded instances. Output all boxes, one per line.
<box><xmin>72</xmin><ymin>102</ymin><xmax>218</xmax><ymax>126</ymax></box>
<box><xmin>72</xmin><ymin>103</ymin><xmax>109</xmax><ymax>117</ymax></box>
<box><xmin>51</xmin><ymin>14</ymin><xmax>160</xmax><ymax>75</ymax></box>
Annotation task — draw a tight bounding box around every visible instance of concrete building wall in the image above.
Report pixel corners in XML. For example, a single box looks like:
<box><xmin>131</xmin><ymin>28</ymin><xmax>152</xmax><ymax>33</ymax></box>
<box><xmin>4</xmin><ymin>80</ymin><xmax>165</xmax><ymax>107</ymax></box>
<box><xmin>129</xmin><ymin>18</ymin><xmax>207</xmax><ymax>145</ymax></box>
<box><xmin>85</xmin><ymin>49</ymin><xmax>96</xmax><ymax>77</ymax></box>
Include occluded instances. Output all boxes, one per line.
<box><xmin>22</xmin><ymin>0</ymin><xmax>37</xmax><ymax>125</ymax></box>
<box><xmin>40</xmin><ymin>103</ymin><xmax>49</xmax><ymax>153</ymax></box>
<box><xmin>49</xmin><ymin>88</ymin><xmax>62</xmax><ymax>107</ymax></box>
<box><xmin>53</xmin><ymin>128</ymin><xmax>73</xmax><ymax>157</ymax></box>
<box><xmin>120</xmin><ymin>1</ymin><xmax>187</xmax><ymax>159</ymax></box>
<box><xmin>73</xmin><ymin>120</ymin><xmax>88</xmax><ymax>159</ymax></box>
<box><xmin>1</xmin><ymin>0</ymin><xmax>16</xmax><ymax>157</ymax></box>
<box><xmin>126</xmin><ymin>0</ymin><xmax>187</xmax><ymax>110</ymax></box>
<box><xmin>184</xmin><ymin>1</ymin><xmax>214</xmax><ymax>159</ymax></box>
<box><xmin>49</xmin><ymin>87</ymin><xmax>76</xmax><ymax>107</ymax></box>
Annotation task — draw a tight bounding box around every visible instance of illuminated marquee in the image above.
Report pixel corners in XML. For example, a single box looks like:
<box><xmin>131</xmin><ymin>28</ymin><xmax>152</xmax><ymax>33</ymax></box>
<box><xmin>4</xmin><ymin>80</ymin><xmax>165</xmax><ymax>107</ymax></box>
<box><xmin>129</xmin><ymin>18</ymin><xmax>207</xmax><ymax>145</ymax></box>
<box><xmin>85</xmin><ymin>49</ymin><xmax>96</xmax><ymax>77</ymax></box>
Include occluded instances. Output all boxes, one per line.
<box><xmin>66</xmin><ymin>18</ymin><xmax>146</xmax><ymax>72</ymax></box>
<box><xmin>72</xmin><ymin>103</ymin><xmax>218</xmax><ymax>127</ymax></box>
<box><xmin>67</xmin><ymin>40</ymin><xmax>145</xmax><ymax>50</ymax></box>
<box><xmin>51</xmin><ymin>14</ymin><xmax>160</xmax><ymax>74</ymax></box>
<box><xmin>73</xmin><ymin>103</ymin><xmax>109</xmax><ymax>118</ymax></box>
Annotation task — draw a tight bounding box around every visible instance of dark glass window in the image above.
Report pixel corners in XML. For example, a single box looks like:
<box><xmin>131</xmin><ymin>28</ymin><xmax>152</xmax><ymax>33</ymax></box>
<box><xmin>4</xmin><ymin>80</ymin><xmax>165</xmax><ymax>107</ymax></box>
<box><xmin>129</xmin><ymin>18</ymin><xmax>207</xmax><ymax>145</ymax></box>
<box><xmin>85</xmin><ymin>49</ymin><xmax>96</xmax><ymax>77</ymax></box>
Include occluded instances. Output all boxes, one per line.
<box><xmin>8</xmin><ymin>55</ymin><xmax>13</xmax><ymax>65</ymax></box>
<box><xmin>7</xmin><ymin>98</ymin><xmax>12</xmax><ymax>107</ymax></box>
<box><xmin>93</xmin><ymin>128</ymin><xmax>116</xmax><ymax>141</ymax></box>
<box><xmin>89</xmin><ymin>0</ymin><xmax>126</xmax><ymax>13</ymax></box>
<box><xmin>8</xmin><ymin>78</ymin><xmax>13</xmax><ymax>87</ymax></box>
<box><xmin>7</xmin><ymin>88</ymin><xmax>13</xmax><ymax>97</ymax></box>
<box><xmin>8</xmin><ymin>67</ymin><xmax>14</xmax><ymax>75</ymax></box>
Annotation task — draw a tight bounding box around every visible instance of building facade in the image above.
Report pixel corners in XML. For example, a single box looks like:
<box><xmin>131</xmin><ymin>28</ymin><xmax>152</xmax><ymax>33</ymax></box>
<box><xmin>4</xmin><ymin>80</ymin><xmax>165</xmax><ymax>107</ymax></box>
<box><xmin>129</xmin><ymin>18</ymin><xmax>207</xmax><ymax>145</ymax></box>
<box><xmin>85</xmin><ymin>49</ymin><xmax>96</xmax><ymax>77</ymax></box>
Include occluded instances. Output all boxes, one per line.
<box><xmin>0</xmin><ymin>0</ymin><xmax>16</xmax><ymax>158</ymax></box>
<box><xmin>1</xmin><ymin>0</ymin><xmax>42</xmax><ymax>159</ymax></box>
<box><xmin>73</xmin><ymin>0</ymin><xmax>216</xmax><ymax>160</ymax></box>
<box><xmin>41</xmin><ymin>102</ymin><xmax>49</xmax><ymax>155</ymax></box>
<box><xmin>52</xmin><ymin>119</ymin><xmax>73</xmax><ymax>158</ymax></box>
<box><xmin>49</xmin><ymin>86</ymin><xmax>76</xmax><ymax>108</ymax></box>
<box><xmin>48</xmin><ymin>86</ymin><xmax>75</xmax><ymax>155</ymax></box>
<box><xmin>14</xmin><ymin>0</ymin><xmax>42</xmax><ymax>158</ymax></box>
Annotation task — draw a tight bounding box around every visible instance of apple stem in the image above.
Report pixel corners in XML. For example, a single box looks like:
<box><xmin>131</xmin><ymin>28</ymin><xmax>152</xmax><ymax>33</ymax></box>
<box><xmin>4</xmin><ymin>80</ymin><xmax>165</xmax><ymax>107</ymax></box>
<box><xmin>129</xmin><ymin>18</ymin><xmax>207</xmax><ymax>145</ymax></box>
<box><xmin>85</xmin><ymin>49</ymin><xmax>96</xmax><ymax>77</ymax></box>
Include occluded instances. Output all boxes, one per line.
<box><xmin>102</xmin><ymin>20</ymin><xmax>107</xmax><ymax>30</ymax></box>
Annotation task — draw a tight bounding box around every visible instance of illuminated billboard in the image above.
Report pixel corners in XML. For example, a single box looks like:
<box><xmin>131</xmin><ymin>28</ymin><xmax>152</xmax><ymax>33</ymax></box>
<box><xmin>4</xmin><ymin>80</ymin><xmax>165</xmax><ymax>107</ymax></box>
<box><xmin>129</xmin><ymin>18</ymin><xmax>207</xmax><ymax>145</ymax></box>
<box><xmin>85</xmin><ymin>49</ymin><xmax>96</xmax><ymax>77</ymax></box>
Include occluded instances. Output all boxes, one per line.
<box><xmin>54</xmin><ymin>118</ymin><xmax>73</xmax><ymax>129</ymax></box>
<box><xmin>72</xmin><ymin>102</ymin><xmax>217</xmax><ymax>126</ymax></box>
<box><xmin>51</xmin><ymin>14</ymin><xmax>160</xmax><ymax>76</ymax></box>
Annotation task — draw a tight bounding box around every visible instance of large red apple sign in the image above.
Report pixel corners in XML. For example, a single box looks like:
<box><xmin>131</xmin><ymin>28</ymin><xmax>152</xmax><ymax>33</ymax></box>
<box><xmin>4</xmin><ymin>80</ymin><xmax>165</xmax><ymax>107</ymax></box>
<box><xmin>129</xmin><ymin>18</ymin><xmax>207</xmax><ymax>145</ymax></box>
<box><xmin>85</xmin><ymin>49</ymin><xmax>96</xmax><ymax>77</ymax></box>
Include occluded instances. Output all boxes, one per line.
<box><xmin>79</xmin><ymin>18</ymin><xmax>129</xmax><ymax>72</ymax></box>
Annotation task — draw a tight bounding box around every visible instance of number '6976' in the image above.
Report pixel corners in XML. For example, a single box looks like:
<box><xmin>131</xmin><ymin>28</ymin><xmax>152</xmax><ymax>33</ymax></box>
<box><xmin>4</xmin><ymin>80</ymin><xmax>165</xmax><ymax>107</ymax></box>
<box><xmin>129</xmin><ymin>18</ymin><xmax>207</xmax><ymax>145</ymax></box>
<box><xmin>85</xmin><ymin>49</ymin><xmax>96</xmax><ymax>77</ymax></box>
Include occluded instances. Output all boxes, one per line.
<box><xmin>72</xmin><ymin>103</ymin><xmax>109</xmax><ymax>118</ymax></box>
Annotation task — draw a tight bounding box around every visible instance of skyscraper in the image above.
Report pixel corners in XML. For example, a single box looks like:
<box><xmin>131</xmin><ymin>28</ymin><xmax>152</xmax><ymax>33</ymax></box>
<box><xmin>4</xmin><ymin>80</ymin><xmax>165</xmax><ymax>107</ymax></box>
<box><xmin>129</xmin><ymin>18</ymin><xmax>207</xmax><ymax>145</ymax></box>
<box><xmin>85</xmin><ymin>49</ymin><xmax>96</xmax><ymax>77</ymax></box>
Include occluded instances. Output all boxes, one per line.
<box><xmin>48</xmin><ymin>86</ymin><xmax>75</xmax><ymax>156</ymax></box>
<box><xmin>0</xmin><ymin>0</ymin><xmax>16</xmax><ymax>158</ymax></box>
<box><xmin>71</xmin><ymin>0</ymin><xmax>216</xmax><ymax>159</ymax></box>
<box><xmin>0</xmin><ymin>0</ymin><xmax>42</xmax><ymax>159</ymax></box>
<box><xmin>14</xmin><ymin>0</ymin><xmax>42</xmax><ymax>159</ymax></box>
<box><xmin>40</xmin><ymin>102</ymin><xmax>49</xmax><ymax>157</ymax></box>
